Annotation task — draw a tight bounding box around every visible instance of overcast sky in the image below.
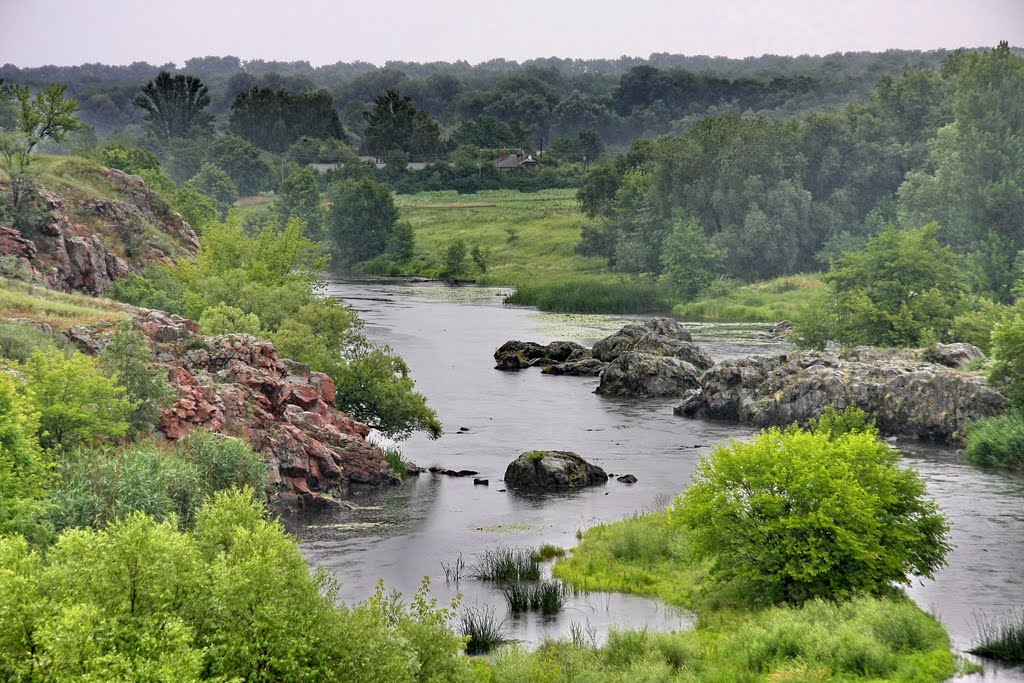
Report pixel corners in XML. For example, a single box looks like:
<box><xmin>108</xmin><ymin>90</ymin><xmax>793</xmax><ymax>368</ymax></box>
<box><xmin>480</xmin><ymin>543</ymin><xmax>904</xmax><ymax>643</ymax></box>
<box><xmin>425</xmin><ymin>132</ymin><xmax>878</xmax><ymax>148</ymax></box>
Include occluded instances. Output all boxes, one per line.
<box><xmin>1</xmin><ymin>0</ymin><xmax>1022</xmax><ymax>67</ymax></box>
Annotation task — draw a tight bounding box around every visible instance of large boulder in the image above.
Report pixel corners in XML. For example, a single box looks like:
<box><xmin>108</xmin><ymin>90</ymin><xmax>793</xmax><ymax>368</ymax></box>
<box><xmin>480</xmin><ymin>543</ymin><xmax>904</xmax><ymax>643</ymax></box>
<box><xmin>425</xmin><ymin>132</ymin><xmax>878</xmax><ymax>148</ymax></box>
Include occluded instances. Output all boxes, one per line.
<box><xmin>675</xmin><ymin>347</ymin><xmax>1006</xmax><ymax>442</ymax></box>
<box><xmin>542</xmin><ymin>357</ymin><xmax>607</xmax><ymax>376</ymax></box>
<box><xmin>494</xmin><ymin>339</ymin><xmax>587</xmax><ymax>370</ymax></box>
<box><xmin>504</xmin><ymin>450</ymin><xmax>608</xmax><ymax>491</ymax></box>
<box><xmin>597</xmin><ymin>351</ymin><xmax>702</xmax><ymax>397</ymax></box>
<box><xmin>591</xmin><ymin>317</ymin><xmax>694</xmax><ymax>362</ymax></box>
<box><xmin>629</xmin><ymin>332</ymin><xmax>714</xmax><ymax>371</ymax></box>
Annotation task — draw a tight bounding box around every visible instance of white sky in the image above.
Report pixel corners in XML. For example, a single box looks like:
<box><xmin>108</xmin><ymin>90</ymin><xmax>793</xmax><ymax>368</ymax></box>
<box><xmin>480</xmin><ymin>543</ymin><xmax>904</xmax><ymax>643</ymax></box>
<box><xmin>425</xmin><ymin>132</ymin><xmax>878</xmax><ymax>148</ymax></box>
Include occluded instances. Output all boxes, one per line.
<box><xmin>1</xmin><ymin>0</ymin><xmax>1022</xmax><ymax>67</ymax></box>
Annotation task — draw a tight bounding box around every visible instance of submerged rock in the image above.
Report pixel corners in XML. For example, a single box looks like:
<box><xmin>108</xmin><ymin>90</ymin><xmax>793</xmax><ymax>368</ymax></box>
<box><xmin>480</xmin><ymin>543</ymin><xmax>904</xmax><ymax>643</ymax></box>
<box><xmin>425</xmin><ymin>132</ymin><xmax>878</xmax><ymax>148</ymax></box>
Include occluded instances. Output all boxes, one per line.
<box><xmin>597</xmin><ymin>351</ymin><xmax>702</xmax><ymax>397</ymax></box>
<box><xmin>675</xmin><ymin>346</ymin><xmax>1005</xmax><ymax>443</ymax></box>
<box><xmin>503</xmin><ymin>450</ymin><xmax>608</xmax><ymax>491</ymax></box>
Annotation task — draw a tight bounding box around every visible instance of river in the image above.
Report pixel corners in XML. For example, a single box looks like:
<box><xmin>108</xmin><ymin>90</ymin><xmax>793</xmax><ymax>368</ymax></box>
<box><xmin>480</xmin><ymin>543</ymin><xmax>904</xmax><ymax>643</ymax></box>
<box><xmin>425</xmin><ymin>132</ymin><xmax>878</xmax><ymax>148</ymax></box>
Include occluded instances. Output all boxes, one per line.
<box><xmin>293</xmin><ymin>280</ymin><xmax>1024</xmax><ymax>680</ymax></box>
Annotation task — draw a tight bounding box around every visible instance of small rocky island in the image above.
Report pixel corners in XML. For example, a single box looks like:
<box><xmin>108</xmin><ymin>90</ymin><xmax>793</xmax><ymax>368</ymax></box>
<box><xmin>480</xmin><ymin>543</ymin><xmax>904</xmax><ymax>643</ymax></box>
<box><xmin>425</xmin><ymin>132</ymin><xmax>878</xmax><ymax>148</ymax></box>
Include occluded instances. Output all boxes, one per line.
<box><xmin>495</xmin><ymin>319</ymin><xmax>1005</xmax><ymax>443</ymax></box>
<box><xmin>503</xmin><ymin>450</ymin><xmax>608</xmax><ymax>491</ymax></box>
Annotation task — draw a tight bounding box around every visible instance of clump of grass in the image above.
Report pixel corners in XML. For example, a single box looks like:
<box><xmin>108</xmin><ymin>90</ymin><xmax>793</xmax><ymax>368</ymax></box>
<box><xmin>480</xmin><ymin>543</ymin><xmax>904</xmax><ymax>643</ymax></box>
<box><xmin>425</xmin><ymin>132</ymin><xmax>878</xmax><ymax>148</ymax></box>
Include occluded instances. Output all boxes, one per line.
<box><xmin>970</xmin><ymin>609</ymin><xmax>1024</xmax><ymax>662</ymax></box>
<box><xmin>525</xmin><ymin>450</ymin><xmax>545</xmax><ymax>464</ymax></box>
<box><xmin>674</xmin><ymin>274</ymin><xmax>822</xmax><ymax>322</ymax></box>
<box><xmin>964</xmin><ymin>413</ymin><xmax>1024</xmax><ymax>469</ymax></box>
<box><xmin>532</xmin><ymin>544</ymin><xmax>566</xmax><ymax>562</ymax></box>
<box><xmin>383</xmin><ymin>447</ymin><xmax>409</xmax><ymax>478</ymax></box>
<box><xmin>501</xmin><ymin>581</ymin><xmax>567</xmax><ymax>616</ymax></box>
<box><xmin>531</xmin><ymin>581</ymin><xmax>565</xmax><ymax>615</ymax></box>
<box><xmin>460</xmin><ymin>606</ymin><xmax>508</xmax><ymax>655</ymax></box>
<box><xmin>0</xmin><ymin>276</ymin><xmax>129</xmax><ymax>331</ymax></box>
<box><xmin>471</xmin><ymin>547</ymin><xmax>541</xmax><ymax>582</ymax></box>
<box><xmin>506</xmin><ymin>277</ymin><xmax>671</xmax><ymax>314</ymax></box>
<box><xmin>0</xmin><ymin>319</ymin><xmax>73</xmax><ymax>361</ymax></box>
<box><xmin>441</xmin><ymin>554</ymin><xmax>465</xmax><ymax>583</ymax></box>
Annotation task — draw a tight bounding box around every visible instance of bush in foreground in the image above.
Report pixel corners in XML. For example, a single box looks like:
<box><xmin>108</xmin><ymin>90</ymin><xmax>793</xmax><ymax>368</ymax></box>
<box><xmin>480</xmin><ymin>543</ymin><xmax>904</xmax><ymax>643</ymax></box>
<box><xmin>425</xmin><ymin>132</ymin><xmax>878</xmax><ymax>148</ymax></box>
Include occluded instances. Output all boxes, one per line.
<box><xmin>673</xmin><ymin>408</ymin><xmax>950</xmax><ymax>605</ymax></box>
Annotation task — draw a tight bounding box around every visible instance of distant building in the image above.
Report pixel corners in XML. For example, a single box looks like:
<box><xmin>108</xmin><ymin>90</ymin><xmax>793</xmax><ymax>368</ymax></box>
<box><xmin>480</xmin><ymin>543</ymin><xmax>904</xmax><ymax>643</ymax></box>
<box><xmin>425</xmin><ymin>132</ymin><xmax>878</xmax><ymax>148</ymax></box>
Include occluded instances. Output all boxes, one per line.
<box><xmin>495</xmin><ymin>153</ymin><xmax>542</xmax><ymax>170</ymax></box>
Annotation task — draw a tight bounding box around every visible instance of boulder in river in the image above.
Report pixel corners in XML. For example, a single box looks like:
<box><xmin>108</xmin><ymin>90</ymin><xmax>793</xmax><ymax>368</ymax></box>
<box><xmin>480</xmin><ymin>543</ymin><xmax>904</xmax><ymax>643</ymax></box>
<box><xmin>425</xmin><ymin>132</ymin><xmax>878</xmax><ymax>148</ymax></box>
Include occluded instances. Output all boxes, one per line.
<box><xmin>504</xmin><ymin>450</ymin><xmax>608</xmax><ymax>491</ymax></box>
<box><xmin>494</xmin><ymin>339</ymin><xmax>587</xmax><ymax>370</ymax></box>
<box><xmin>542</xmin><ymin>357</ymin><xmax>607</xmax><ymax>376</ymax></box>
<box><xmin>597</xmin><ymin>351</ymin><xmax>702</xmax><ymax>397</ymax></box>
<box><xmin>674</xmin><ymin>346</ymin><xmax>1006</xmax><ymax>442</ymax></box>
<box><xmin>591</xmin><ymin>317</ymin><xmax>693</xmax><ymax>362</ymax></box>
<box><xmin>629</xmin><ymin>331</ymin><xmax>714</xmax><ymax>370</ymax></box>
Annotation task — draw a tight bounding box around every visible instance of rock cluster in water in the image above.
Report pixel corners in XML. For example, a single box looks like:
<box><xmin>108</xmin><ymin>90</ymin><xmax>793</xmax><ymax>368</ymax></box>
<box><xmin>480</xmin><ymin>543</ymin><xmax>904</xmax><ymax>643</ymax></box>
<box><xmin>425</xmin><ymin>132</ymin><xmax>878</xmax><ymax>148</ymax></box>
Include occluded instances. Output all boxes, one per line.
<box><xmin>494</xmin><ymin>319</ymin><xmax>1004</xmax><ymax>443</ymax></box>
<box><xmin>503</xmin><ymin>450</ymin><xmax>608</xmax><ymax>491</ymax></box>
<box><xmin>675</xmin><ymin>344</ymin><xmax>1005</xmax><ymax>443</ymax></box>
<box><xmin>495</xmin><ymin>317</ymin><xmax>711</xmax><ymax>397</ymax></box>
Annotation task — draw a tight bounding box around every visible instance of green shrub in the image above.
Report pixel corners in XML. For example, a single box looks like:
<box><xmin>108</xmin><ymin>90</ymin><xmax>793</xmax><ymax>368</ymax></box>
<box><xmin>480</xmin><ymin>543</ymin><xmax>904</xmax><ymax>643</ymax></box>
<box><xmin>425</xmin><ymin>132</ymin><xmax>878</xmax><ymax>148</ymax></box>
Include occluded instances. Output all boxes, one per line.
<box><xmin>965</xmin><ymin>413</ymin><xmax>1024</xmax><ymax>469</ymax></box>
<box><xmin>175</xmin><ymin>429</ymin><xmax>267</xmax><ymax>494</ymax></box>
<box><xmin>0</xmin><ymin>373</ymin><xmax>53</xmax><ymax>545</ymax></box>
<box><xmin>98</xmin><ymin>325</ymin><xmax>176</xmax><ymax>436</ymax></box>
<box><xmin>0</xmin><ymin>319</ymin><xmax>72</xmax><ymax>361</ymax></box>
<box><xmin>198</xmin><ymin>302</ymin><xmax>262</xmax><ymax>336</ymax></box>
<box><xmin>988</xmin><ymin>314</ymin><xmax>1024</xmax><ymax>409</ymax></box>
<box><xmin>673</xmin><ymin>410</ymin><xmax>951</xmax><ymax>605</ymax></box>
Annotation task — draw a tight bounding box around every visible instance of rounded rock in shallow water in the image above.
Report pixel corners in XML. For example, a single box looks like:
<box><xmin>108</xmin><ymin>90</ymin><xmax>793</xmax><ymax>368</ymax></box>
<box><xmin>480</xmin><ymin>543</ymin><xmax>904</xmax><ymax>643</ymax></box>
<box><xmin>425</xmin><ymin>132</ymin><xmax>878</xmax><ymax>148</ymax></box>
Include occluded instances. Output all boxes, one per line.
<box><xmin>503</xmin><ymin>450</ymin><xmax>608</xmax><ymax>491</ymax></box>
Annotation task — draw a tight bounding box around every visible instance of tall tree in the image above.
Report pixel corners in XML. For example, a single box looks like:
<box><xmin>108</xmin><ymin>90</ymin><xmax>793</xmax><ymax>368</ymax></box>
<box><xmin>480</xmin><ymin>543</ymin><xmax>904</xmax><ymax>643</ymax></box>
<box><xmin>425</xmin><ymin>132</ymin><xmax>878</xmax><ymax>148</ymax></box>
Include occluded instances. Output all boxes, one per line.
<box><xmin>360</xmin><ymin>90</ymin><xmax>442</xmax><ymax>160</ymax></box>
<box><xmin>133</xmin><ymin>71</ymin><xmax>212</xmax><ymax>139</ymax></box>
<box><xmin>326</xmin><ymin>178</ymin><xmax>399</xmax><ymax>264</ymax></box>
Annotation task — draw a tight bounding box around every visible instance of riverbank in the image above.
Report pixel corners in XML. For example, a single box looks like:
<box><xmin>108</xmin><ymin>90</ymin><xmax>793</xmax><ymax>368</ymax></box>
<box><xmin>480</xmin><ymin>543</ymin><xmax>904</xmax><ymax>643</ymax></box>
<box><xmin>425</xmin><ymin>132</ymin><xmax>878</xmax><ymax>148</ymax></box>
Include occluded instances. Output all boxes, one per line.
<box><xmin>391</xmin><ymin>189</ymin><xmax>822</xmax><ymax>319</ymax></box>
<box><xmin>541</xmin><ymin>511</ymin><xmax>963</xmax><ymax>682</ymax></box>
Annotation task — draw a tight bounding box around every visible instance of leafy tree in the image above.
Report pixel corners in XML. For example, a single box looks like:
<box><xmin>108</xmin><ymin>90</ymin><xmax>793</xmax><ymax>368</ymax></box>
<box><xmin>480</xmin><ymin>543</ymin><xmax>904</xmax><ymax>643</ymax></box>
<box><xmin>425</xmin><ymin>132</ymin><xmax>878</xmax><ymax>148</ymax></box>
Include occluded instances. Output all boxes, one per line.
<box><xmin>361</xmin><ymin>89</ymin><xmax>442</xmax><ymax>159</ymax></box>
<box><xmin>198</xmin><ymin>302</ymin><xmax>262</xmax><ymax>336</ymax></box>
<box><xmin>0</xmin><ymin>84</ymin><xmax>83</xmax><ymax>213</ymax></box>
<box><xmin>21</xmin><ymin>349</ymin><xmax>134</xmax><ymax>450</ymax></box>
<box><xmin>100</xmin><ymin>144</ymin><xmax>161</xmax><ymax>175</ymax></box>
<box><xmin>228</xmin><ymin>87</ymin><xmax>345</xmax><ymax>152</ymax></box>
<box><xmin>326</xmin><ymin>177</ymin><xmax>399</xmax><ymax>264</ymax></box>
<box><xmin>440</xmin><ymin>239</ymin><xmax>467</xmax><ymax>279</ymax></box>
<box><xmin>673</xmin><ymin>408</ymin><xmax>950</xmax><ymax>605</ymax></box>
<box><xmin>0</xmin><ymin>373</ymin><xmax>53</xmax><ymax>545</ymax></box>
<box><xmin>987</xmin><ymin>313</ymin><xmax>1024</xmax><ymax>410</ymax></box>
<box><xmin>794</xmin><ymin>224</ymin><xmax>967</xmax><ymax>348</ymax></box>
<box><xmin>98</xmin><ymin>326</ymin><xmax>175</xmax><ymax>436</ymax></box>
<box><xmin>386</xmin><ymin>221</ymin><xmax>416</xmax><ymax>262</ymax></box>
<box><xmin>133</xmin><ymin>71</ymin><xmax>212</xmax><ymax>140</ymax></box>
<box><xmin>206</xmin><ymin>134</ymin><xmax>272</xmax><ymax>196</ymax></box>
<box><xmin>186</xmin><ymin>163</ymin><xmax>237</xmax><ymax>218</ymax></box>
<box><xmin>275</xmin><ymin>167</ymin><xmax>322</xmax><ymax>237</ymax></box>
<box><xmin>660</xmin><ymin>217</ymin><xmax>725</xmax><ymax>299</ymax></box>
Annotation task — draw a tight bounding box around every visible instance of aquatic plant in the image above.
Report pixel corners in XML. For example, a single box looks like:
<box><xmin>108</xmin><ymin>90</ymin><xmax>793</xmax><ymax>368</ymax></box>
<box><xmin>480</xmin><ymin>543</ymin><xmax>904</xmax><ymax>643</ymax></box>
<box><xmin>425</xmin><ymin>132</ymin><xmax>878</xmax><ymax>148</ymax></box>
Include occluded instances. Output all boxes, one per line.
<box><xmin>531</xmin><ymin>581</ymin><xmax>566</xmax><ymax>615</ymax></box>
<box><xmin>971</xmin><ymin>608</ymin><xmax>1024</xmax><ymax>662</ymax></box>
<box><xmin>460</xmin><ymin>606</ymin><xmax>508</xmax><ymax>655</ymax></box>
<box><xmin>532</xmin><ymin>544</ymin><xmax>566</xmax><ymax>562</ymax></box>
<box><xmin>383</xmin><ymin>447</ymin><xmax>408</xmax><ymax>478</ymax></box>
<box><xmin>441</xmin><ymin>553</ymin><xmax>465</xmax><ymax>583</ymax></box>
<box><xmin>470</xmin><ymin>547</ymin><xmax>540</xmax><ymax>582</ymax></box>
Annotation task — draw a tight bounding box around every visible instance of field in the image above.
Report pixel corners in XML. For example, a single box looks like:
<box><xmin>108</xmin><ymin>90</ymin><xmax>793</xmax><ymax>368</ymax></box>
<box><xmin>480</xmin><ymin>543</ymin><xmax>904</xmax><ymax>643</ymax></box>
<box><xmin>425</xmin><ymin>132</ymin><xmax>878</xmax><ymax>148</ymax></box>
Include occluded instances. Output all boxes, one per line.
<box><xmin>396</xmin><ymin>189</ymin><xmax>675</xmax><ymax>314</ymax></box>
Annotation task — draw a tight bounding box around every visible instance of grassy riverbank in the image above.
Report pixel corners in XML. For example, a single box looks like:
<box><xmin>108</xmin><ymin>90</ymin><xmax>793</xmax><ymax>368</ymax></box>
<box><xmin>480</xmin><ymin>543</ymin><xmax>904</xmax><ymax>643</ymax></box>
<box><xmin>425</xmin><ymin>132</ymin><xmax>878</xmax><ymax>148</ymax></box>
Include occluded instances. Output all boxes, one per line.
<box><xmin>395</xmin><ymin>190</ymin><xmax>819</xmax><ymax>319</ymax></box>
<box><xmin>493</xmin><ymin>510</ymin><xmax>964</xmax><ymax>683</ymax></box>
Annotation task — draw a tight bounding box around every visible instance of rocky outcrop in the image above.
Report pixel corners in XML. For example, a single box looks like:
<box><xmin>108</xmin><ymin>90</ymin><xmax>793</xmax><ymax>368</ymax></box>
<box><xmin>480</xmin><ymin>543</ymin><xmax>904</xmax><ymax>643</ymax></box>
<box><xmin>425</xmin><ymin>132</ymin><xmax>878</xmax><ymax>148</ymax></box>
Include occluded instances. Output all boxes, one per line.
<box><xmin>494</xmin><ymin>339</ymin><xmax>587</xmax><ymax>370</ymax></box>
<box><xmin>0</xmin><ymin>169</ymin><xmax>199</xmax><ymax>295</ymax></box>
<box><xmin>106</xmin><ymin>310</ymin><xmax>399</xmax><ymax>506</ymax></box>
<box><xmin>591</xmin><ymin>317</ymin><xmax>693</xmax><ymax>362</ymax></box>
<box><xmin>597</xmin><ymin>351</ymin><xmax>702</xmax><ymax>397</ymax></box>
<box><xmin>503</xmin><ymin>450</ymin><xmax>608</xmax><ymax>491</ymax></box>
<box><xmin>674</xmin><ymin>346</ymin><xmax>1006</xmax><ymax>442</ymax></box>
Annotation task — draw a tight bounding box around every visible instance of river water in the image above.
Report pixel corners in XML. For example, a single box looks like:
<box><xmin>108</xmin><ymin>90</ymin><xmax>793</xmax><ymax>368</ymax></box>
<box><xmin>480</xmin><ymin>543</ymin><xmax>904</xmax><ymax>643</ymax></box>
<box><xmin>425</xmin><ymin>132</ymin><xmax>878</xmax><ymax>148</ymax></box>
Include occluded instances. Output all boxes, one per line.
<box><xmin>293</xmin><ymin>280</ymin><xmax>1024</xmax><ymax>680</ymax></box>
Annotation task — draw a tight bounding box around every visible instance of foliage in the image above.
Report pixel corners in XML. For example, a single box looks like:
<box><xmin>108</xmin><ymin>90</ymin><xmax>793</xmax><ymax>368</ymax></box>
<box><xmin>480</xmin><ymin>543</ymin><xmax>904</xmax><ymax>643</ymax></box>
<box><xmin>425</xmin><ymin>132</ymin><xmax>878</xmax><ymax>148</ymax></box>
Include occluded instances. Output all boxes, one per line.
<box><xmin>98</xmin><ymin>325</ymin><xmax>175</xmax><ymax>436</ymax></box>
<box><xmin>105</xmin><ymin>263</ymin><xmax>187</xmax><ymax>314</ymax></box>
<box><xmin>964</xmin><ymin>413</ymin><xmax>1024</xmax><ymax>470</ymax></box>
<box><xmin>228</xmin><ymin>87</ymin><xmax>346</xmax><ymax>152</ymax></box>
<box><xmin>333</xmin><ymin>348</ymin><xmax>442</xmax><ymax>439</ymax></box>
<box><xmin>361</xmin><ymin>89</ymin><xmax>443</xmax><ymax>159</ymax></box>
<box><xmin>206</xmin><ymin>134</ymin><xmax>272</xmax><ymax>196</ymax></box>
<box><xmin>0</xmin><ymin>319</ymin><xmax>73</xmax><ymax>362</ymax></box>
<box><xmin>675</xmin><ymin>274</ymin><xmax>821</xmax><ymax>322</ymax></box>
<box><xmin>386</xmin><ymin>220</ymin><xmax>416</xmax><ymax>262</ymax></box>
<box><xmin>987</xmin><ymin>313</ymin><xmax>1024</xmax><ymax>409</ymax></box>
<box><xmin>100</xmin><ymin>144</ymin><xmax>160</xmax><ymax>175</ymax></box>
<box><xmin>506</xmin><ymin>276</ymin><xmax>670</xmax><ymax>314</ymax></box>
<box><xmin>275</xmin><ymin>167</ymin><xmax>322</xmax><ymax>236</ymax></box>
<box><xmin>459</xmin><ymin>606</ymin><xmax>507</xmax><ymax>655</ymax></box>
<box><xmin>327</xmin><ymin>177</ymin><xmax>400</xmax><ymax>264</ymax></box>
<box><xmin>0</xmin><ymin>490</ymin><xmax>478</xmax><ymax>682</ymax></box>
<box><xmin>198</xmin><ymin>302</ymin><xmax>262</xmax><ymax>336</ymax></box>
<box><xmin>441</xmin><ymin>239</ymin><xmax>467</xmax><ymax>279</ymax></box>
<box><xmin>186</xmin><ymin>162</ymin><xmax>237</xmax><ymax>218</ymax></box>
<box><xmin>794</xmin><ymin>224</ymin><xmax>966</xmax><ymax>348</ymax></box>
<box><xmin>133</xmin><ymin>70</ymin><xmax>212</xmax><ymax>140</ymax></box>
<box><xmin>672</xmin><ymin>409</ymin><xmax>951</xmax><ymax>605</ymax></box>
<box><xmin>0</xmin><ymin>84</ymin><xmax>83</xmax><ymax>214</ymax></box>
<box><xmin>660</xmin><ymin>217</ymin><xmax>726</xmax><ymax>299</ymax></box>
<box><xmin>20</xmin><ymin>348</ymin><xmax>133</xmax><ymax>450</ymax></box>
<box><xmin>0</xmin><ymin>373</ymin><xmax>53</xmax><ymax>545</ymax></box>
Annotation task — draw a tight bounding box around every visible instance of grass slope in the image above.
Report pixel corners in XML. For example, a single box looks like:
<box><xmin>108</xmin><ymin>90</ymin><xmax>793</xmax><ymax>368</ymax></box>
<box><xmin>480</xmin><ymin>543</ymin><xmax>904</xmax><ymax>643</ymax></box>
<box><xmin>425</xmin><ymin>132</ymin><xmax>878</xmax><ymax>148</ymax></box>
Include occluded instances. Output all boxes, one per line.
<box><xmin>0</xmin><ymin>277</ymin><xmax>130</xmax><ymax>331</ymax></box>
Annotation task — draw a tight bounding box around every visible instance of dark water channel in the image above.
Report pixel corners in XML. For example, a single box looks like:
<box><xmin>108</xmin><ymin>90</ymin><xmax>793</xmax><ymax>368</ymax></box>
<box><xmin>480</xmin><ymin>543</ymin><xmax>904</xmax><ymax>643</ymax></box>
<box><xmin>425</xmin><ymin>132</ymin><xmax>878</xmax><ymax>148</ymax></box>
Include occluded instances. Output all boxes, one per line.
<box><xmin>292</xmin><ymin>280</ymin><xmax>1024</xmax><ymax>680</ymax></box>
